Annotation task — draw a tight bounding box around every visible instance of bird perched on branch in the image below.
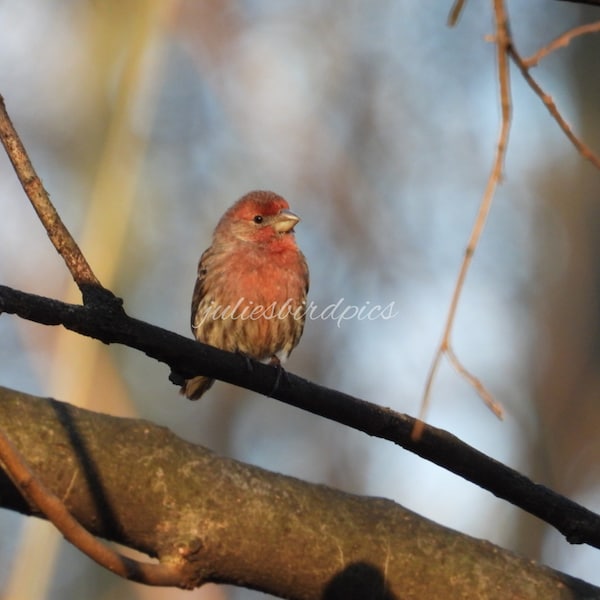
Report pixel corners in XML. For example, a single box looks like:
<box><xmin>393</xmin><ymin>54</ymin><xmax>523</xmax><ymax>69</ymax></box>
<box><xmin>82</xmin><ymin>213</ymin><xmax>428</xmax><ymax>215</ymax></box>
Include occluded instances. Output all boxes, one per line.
<box><xmin>181</xmin><ymin>190</ymin><xmax>309</xmax><ymax>399</ymax></box>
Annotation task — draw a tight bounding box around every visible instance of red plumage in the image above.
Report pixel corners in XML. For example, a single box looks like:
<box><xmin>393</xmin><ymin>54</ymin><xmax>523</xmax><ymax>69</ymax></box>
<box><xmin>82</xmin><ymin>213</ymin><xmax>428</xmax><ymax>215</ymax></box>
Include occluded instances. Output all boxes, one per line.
<box><xmin>181</xmin><ymin>190</ymin><xmax>309</xmax><ymax>399</ymax></box>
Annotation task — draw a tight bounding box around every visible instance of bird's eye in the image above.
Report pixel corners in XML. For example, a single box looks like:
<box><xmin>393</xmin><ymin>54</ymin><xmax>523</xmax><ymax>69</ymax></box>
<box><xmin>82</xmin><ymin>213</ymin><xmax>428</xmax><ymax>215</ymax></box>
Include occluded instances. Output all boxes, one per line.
<box><xmin>253</xmin><ymin>215</ymin><xmax>264</xmax><ymax>224</ymax></box>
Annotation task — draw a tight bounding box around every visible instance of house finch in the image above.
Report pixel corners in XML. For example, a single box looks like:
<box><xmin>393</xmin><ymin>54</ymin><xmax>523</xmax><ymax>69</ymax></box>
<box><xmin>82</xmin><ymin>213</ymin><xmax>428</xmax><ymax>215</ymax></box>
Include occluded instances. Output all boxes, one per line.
<box><xmin>181</xmin><ymin>190</ymin><xmax>309</xmax><ymax>399</ymax></box>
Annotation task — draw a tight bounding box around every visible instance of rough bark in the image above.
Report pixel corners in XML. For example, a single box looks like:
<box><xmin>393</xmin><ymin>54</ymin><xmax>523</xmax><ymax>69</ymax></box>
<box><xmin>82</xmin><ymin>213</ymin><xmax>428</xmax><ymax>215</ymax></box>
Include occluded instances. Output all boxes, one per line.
<box><xmin>0</xmin><ymin>386</ymin><xmax>597</xmax><ymax>599</ymax></box>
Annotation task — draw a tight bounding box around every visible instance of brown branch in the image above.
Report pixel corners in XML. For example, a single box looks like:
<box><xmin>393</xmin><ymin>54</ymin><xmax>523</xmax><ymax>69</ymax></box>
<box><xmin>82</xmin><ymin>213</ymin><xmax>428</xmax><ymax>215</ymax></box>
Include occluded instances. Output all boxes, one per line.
<box><xmin>423</xmin><ymin>0</ymin><xmax>600</xmax><ymax>439</ymax></box>
<box><xmin>446</xmin><ymin>346</ymin><xmax>502</xmax><ymax>417</ymax></box>
<box><xmin>0</xmin><ymin>387</ymin><xmax>598</xmax><ymax>598</ymax></box>
<box><xmin>509</xmin><ymin>47</ymin><xmax>600</xmax><ymax>171</ymax></box>
<box><xmin>447</xmin><ymin>0</ymin><xmax>468</xmax><ymax>26</ymax></box>
<box><xmin>0</xmin><ymin>427</ymin><xmax>183</xmax><ymax>587</ymax></box>
<box><xmin>417</xmin><ymin>0</ymin><xmax>511</xmax><ymax>437</ymax></box>
<box><xmin>523</xmin><ymin>21</ymin><xmax>600</xmax><ymax>68</ymax></box>
<box><xmin>0</xmin><ymin>95</ymin><xmax>113</xmax><ymax>305</ymax></box>
<box><xmin>0</xmin><ymin>284</ymin><xmax>599</xmax><ymax>550</ymax></box>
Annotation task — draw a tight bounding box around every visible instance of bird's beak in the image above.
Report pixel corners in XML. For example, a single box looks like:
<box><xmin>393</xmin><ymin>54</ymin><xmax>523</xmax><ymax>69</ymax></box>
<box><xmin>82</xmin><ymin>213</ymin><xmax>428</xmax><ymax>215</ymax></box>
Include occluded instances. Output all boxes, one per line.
<box><xmin>273</xmin><ymin>209</ymin><xmax>300</xmax><ymax>233</ymax></box>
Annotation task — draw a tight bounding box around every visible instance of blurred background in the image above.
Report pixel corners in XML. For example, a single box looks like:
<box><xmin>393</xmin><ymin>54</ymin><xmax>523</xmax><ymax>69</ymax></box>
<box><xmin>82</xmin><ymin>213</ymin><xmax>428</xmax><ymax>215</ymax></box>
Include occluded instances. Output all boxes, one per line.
<box><xmin>0</xmin><ymin>1</ymin><xmax>599</xmax><ymax>598</ymax></box>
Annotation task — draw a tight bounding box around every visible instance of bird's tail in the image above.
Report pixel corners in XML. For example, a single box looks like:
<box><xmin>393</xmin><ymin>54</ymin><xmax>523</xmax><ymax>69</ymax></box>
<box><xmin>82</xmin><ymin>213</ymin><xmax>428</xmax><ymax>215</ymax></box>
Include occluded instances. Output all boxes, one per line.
<box><xmin>180</xmin><ymin>375</ymin><xmax>215</xmax><ymax>400</ymax></box>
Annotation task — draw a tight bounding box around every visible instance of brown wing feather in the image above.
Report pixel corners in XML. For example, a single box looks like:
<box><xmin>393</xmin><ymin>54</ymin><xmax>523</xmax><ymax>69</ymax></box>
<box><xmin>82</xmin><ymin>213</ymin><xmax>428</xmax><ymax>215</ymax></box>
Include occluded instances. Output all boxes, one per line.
<box><xmin>181</xmin><ymin>249</ymin><xmax>215</xmax><ymax>400</ymax></box>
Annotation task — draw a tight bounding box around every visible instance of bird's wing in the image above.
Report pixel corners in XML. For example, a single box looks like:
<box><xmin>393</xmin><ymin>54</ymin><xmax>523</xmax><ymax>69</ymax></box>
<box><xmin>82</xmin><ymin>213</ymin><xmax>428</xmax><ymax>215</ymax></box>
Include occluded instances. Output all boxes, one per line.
<box><xmin>190</xmin><ymin>247</ymin><xmax>211</xmax><ymax>331</ymax></box>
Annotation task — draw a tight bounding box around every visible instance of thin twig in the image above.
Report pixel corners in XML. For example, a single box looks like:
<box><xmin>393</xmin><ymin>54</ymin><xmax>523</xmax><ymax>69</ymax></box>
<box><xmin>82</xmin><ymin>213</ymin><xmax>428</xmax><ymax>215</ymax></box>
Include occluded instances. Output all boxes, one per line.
<box><xmin>523</xmin><ymin>21</ymin><xmax>600</xmax><ymax>67</ymax></box>
<box><xmin>414</xmin><ymin>0</ymin><xmax>511</xmax><ymax>439</ymax></box>
<box><xmin>446</xmin><ymin>346</ymin><xmax>503</xmax><ymax>417</ymax></box>
<box><xmin>0</xmin><ymin>95</ymin><xmax>107</xmax><ymax>301</ymax></box>
<box><xmin>448</xmin><ymin>0</ymin><xmax>468</xmax><ymax>27</ymax></box>
<box><xmin>509</xmin><ymin>46</ymin><xmax>600</xmax><ymax>171</ymax></box>
<box><xmin>0</xmin><ymin>427</ymin><xmax>183</xmax><ymax>587</ymax></box>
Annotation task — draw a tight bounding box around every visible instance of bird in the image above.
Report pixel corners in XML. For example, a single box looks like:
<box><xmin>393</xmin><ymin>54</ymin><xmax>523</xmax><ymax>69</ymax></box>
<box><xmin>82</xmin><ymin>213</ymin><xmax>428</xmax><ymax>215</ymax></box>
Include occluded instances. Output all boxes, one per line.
<box><xmin>181</xmin><ymin>190</ymin><xmax>309</xmax><ymax>399</ymax></box>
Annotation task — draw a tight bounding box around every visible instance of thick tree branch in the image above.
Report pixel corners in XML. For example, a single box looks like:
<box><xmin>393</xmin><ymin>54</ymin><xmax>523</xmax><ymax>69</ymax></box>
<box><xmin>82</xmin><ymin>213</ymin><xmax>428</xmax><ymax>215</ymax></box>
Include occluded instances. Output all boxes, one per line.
<box><xmin>0</xmin><ymin>284</ymin><xmax>599</xmax><ymax>550</ymax></box>
<box><xmin>0</xmin><ymin>386</ymin><xmax>598</xmax><ymax>598</ymax></box>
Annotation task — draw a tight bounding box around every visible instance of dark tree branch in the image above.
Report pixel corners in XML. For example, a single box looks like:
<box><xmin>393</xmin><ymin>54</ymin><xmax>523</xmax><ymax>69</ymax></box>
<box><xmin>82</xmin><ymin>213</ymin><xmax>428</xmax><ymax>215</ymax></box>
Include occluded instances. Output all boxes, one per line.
<box><xmin>0</xmin><ymin>386</ymin><xmax>598</xmax><ymax>598</ymax></box>
<box><xmin>555</xmin><ymin>0</ymin><xmax>600</xmax><ymax>6</ymax></box>
<box><xmin>1</xmin><ymin>283</ymin><xmax>599</xmax><ymax>550</ymax></box>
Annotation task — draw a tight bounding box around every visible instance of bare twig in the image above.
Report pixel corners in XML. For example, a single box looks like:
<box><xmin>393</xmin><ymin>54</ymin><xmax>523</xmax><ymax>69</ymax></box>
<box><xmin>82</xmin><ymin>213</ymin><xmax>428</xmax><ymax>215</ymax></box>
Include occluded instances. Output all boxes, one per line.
<box><xmin>416</xmin><ymin>0</ymin><xmax>510</xmax><ymax>438</ymax></box>
<box><xmin>509</xmin><ymin>47</ymin><xmax>600</xmax><ymax>171</ymax></box>
<box><xmin>523</xmin><ymin>21</ymin><xmax>600</xmax><ymax>67</ymax></box>
<box><xmin>0</xmin><ymin>427</ymin><xmax>183</xmax><ymax>587</ymax></box>
<box><xmin>446</xmin><ymin>346</ymin><xmax>503</xmax><ymax>418</ymax></box>
<box><xmin>0</xmin><ymin>95</ymin><xmax>110</xmax><ymax>303</ymax></box>
<box><xmin>448</xmin><ymin>0</ymin><xmax>468</xmax><ymax>27</ymax></box>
